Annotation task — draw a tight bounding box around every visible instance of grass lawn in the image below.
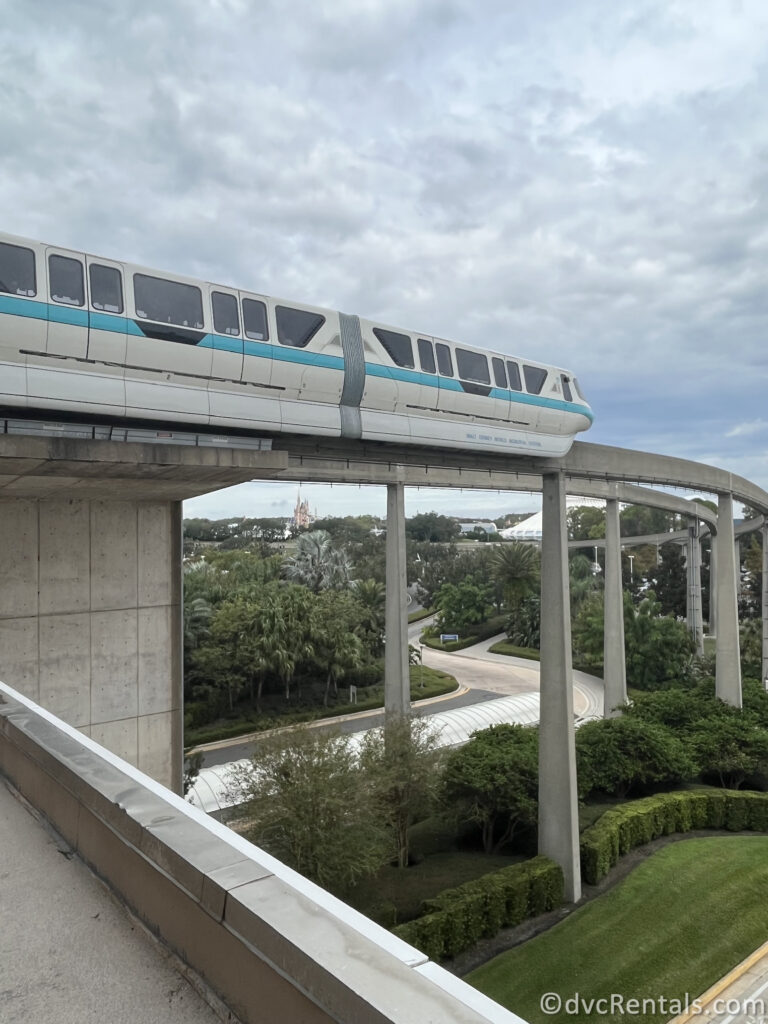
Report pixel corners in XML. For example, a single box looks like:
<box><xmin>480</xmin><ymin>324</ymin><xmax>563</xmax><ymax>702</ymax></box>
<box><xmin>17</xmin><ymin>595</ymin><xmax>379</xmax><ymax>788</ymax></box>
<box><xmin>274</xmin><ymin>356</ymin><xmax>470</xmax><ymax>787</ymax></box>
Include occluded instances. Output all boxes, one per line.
<box><xmin>468</xmin><ymin>837</ymin><xmax>768</xmax><ymax>1024</ymax></box>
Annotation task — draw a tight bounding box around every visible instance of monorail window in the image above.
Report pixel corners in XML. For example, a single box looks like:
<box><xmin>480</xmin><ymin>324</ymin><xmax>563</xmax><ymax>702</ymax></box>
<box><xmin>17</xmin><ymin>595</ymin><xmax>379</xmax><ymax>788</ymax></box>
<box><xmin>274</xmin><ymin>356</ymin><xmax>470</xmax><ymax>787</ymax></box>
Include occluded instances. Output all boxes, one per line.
<box><xmin>436</xmin><ymin>343</ymin><xmax>453</xmax><ymax>376</ymax></box>
<box><xmin>418</xmin><ymin>338</ymin><xmax>436</xmax><ymax>374</ymax></box>
<box><xmin>456</xmin><ymin>348</ymin><xmax>490</xmax><ymax>385</ymax></box>
<box><xmin>49</xmin><ymin>255</ymin><xmax>84</xmax><ymax>306</ymax></box>
<box><xmin>277</xmin><ymin>306</ymin><xmax>325</xmax><ymax>348</ymax></box>
<box><xmin>212</xmin><ymin>291</ymin><xmax>240</xmax><ymax>336</ymax></box>
<box><xmin>133</xmin><ymin>273</ymin><xmax>204</xmax><ymax>329</ymax></box>
<box><xmin>523</xmin><ymin>365</ymin><xmax>547</xmax><ymax>394</ymax></box>
<box><xmin>561</xmin><ymin>374</ymin><xmax>573</xmax><ymax>402</ymax></box>
<box><xmin>0</xmin><ymin>241</ymin><xmax>36</xmax><ymax>297</ymax></box>
<box><xmin>242</xmin><ymin>298</ymin><xmax>269</xmax><ymax>340</ymax></box>
<box><xmin>506</xmin><ymin>361</ymin><xmax>522</xmax><ymax>391</ymax></box>
<box><xmin>492</xmin><ymin>357</ymin><xmax>507</xmax><ymax>389</ymax></box>
<box><xmin>373</xmin><ymin>327</ymin><xmax>414</xmax><ymax>368</ymax></box>
<box><xmin>89</xmin><ymin>264</ymin><xmax>123</xmax><ymax>313</ymax></box>
<box><xmin>573</xmin><ymin>377</ymin><xmax>586</xmax><ymax>401</ymax></box>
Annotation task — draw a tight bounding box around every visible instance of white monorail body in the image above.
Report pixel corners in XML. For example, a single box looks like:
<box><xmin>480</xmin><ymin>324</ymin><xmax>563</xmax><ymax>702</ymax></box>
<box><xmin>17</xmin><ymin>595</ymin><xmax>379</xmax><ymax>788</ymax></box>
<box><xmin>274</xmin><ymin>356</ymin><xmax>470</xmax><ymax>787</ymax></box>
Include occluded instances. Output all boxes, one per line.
<box><xmin>0</xmin><ymin>232</ymin><xmax>593</xmax><ymax>455</ymax></box>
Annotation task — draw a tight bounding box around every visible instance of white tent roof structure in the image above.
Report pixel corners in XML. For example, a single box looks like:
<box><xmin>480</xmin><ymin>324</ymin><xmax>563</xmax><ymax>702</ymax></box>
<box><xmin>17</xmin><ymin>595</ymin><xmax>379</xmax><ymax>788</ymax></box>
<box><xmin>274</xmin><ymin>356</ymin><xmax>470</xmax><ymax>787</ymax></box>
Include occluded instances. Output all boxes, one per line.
<box><xmin>500</xmin><ymin>495</ymin><xmax>606</xmax><ymax>542</ymax></box>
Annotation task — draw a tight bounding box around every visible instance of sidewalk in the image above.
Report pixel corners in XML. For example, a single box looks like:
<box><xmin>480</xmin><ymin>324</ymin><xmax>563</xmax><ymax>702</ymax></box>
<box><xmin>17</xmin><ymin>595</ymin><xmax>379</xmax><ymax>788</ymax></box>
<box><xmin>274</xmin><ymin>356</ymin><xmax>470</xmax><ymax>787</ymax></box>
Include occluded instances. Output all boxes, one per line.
<box><xmin>0</xmin><ymin>779</ymin><xmax>225</xmax><ymax>1024</ymax></box>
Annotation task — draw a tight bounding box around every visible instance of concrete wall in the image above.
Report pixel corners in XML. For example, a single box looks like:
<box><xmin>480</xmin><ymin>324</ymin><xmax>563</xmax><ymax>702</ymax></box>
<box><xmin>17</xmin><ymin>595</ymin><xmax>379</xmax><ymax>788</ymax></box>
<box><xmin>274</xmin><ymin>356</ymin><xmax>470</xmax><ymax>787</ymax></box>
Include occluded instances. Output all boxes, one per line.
<box><xmin>0</xmin><ymin>683</ymin><xmax>525</xmax><ymax>1024</ymax></box>
<box><xmin>0</xmin><ymin>498</ymin><xmax>182</xmax><ymax>790</ymax></box>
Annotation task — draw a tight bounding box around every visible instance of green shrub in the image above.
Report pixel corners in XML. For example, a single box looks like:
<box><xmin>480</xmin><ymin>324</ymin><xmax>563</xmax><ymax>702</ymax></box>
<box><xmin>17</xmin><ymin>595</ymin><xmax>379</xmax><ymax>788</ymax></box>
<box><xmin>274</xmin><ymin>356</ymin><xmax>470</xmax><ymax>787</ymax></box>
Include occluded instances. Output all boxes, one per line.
<box><xmin>579</xmin><ymin>789</ymin><xmax>768</xmax><ymax>885</ymax></box>
<box><xmin>392</xmin><ymin>856</ymin><xmax>563</xmax><ymax>961</ymax></box>
<box><xmin>421</xmin><ymin>614</ymin><xmax>507</xmax><ymax>652</ymax></box>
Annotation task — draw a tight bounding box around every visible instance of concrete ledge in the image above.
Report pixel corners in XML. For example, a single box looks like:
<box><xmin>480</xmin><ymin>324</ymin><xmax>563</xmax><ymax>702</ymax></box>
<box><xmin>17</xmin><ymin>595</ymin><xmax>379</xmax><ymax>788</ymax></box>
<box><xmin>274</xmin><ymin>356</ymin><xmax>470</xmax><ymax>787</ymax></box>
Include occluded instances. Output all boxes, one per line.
<box><xmin>0</xmin><ymin>681</ymin><xmax>526</xmax><ymax>1024</ymax></box>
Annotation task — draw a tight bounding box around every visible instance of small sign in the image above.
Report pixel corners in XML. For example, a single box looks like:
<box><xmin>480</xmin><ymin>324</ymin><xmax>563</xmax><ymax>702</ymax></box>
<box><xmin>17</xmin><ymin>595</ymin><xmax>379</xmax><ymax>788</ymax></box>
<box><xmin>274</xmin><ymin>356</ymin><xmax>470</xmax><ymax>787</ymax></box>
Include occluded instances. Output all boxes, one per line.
<box><xmin>440</xmin><ymin>634</ymin><xmax>459</xmax><ymax>643</ymax></box>
<box><xmin>349</xmin><ymin>685</ymin><xmax>357</xmax><ymax>705</ymax></box>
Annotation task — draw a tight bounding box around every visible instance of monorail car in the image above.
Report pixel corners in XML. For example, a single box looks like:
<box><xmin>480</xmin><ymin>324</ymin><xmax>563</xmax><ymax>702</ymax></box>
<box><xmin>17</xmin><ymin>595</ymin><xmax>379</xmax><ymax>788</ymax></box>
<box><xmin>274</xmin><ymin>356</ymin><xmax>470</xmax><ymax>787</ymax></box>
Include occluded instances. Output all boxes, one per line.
<box><xmin>0</xmin><ymin>232</ymin><xmax>593</xmax><ymax>456</ymax></box>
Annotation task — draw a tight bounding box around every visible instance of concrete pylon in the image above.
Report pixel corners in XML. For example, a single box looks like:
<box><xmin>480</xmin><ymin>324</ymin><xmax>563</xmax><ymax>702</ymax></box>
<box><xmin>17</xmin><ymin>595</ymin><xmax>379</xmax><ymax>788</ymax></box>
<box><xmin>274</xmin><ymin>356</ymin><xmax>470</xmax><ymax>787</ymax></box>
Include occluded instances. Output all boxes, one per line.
<box><xmin>762</xmin><ymin>525</ymin><xmax>768</xmax><ymax>690</ymax></box>
<box><xmin>603</xmin><ymin>497</ymin><xmax>627</xmax><ymax>717</ymax></box>
<box><xmin>686</xmin><ymin>521</ymin><xmax>704</xmax><ymax>655</ymax></box>
<box><xmin>384</xmin><ymin>481</ymin><xmax>410</xmax><ymax>719</ymax></box>
<box><xmin>538</xmin><ymin>472</ymin><xmax>581</xmax><ymax>903</ymax></box>
<box><xmin>709</xmin><ymin>538</ymin><xmax>718</xmax><ymax>637</ymax></box>
<box><xmin>715</xmin><ymin>493</ymin><xmax>742</xmax><ymax>707</ymax></box>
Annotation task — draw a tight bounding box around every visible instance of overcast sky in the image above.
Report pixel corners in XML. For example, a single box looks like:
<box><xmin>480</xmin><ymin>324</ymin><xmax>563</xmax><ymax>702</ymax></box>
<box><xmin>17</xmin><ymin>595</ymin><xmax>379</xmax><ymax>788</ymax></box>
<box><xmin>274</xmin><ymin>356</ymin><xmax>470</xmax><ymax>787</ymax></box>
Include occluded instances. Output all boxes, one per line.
<box><xmin>4</xmin><ymin>0</ymin><xmax>768</xmax><ymax>520</ymax></box>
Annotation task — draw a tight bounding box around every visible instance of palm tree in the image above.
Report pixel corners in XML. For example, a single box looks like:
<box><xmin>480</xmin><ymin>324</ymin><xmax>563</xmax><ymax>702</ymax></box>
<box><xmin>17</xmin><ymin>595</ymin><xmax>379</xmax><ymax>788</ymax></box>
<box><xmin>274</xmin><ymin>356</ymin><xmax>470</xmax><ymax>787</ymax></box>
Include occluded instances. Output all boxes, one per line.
<box><xmin>283</xmin><ymin>530</ymin><xmax>353</xmax><ymax>592</ymax></box>
<box><xmin>352</xmin><ymin>578</ymin><xmax>386</xmax><ymax>654</ymax></box>
<box><xmin>183</xmin><ymin>595</ymin><xmax>212</xmax><ymax>652</ymax></box>
<box><xmin>491</xmin><ymin>542</ymin><xmax>540</xmax><ymax>609</ymax></box>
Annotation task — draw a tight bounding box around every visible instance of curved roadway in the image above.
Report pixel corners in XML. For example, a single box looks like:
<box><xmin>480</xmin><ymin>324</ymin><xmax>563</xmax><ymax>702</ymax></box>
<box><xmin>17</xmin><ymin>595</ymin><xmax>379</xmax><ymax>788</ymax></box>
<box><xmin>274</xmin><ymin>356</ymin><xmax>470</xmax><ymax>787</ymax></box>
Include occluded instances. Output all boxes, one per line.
<box><xmin>410</xmin><ymin>619</ymin><xmax>604</xmax><ymax>721</ymax></box>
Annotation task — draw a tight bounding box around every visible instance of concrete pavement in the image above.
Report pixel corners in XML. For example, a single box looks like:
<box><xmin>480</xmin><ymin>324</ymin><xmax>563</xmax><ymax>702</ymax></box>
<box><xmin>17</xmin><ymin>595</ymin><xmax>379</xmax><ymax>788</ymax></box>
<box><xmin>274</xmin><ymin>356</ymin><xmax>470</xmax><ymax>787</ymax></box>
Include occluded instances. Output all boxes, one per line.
<box><xmin>0</xmin><ymin>779</ymin><xmax>224</xmax><ymax>1024</ymax></box>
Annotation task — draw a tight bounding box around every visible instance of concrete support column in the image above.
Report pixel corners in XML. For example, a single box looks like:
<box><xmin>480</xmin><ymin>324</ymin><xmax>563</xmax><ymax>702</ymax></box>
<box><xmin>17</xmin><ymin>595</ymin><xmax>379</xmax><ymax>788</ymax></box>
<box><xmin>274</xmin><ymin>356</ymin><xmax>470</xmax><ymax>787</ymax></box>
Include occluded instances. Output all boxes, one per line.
<box><xmin>715</xmin><ymin>493</ymin><xmax>742</xmax><ymax>707</ymax></box>
<box><xmin>603</xmin><ymin>497</ymin><xmax>627</xmax><ymax>717</ymax></box>
<box><xmin>538</xmin><ymin>472</ymin><xmax>581</xmax><ymax>903</ymax></box>
<box><xmin>686</xmin><ymin>521</ymin><xmax>704</xmax><ymax>655</ymax></box>
<box><xmin>762</xmin><ymin>525</ymin><xmax>768</xmax><ymax>690</ymax></box>
<box><xmin>709</xmin><ymin>538</ymin><xmax>718</xmax><ymax>636</ymax></box>
<box><xmin>735</xmin><ymin>539</ymin><xmax>742</xmax><ymax>597</ymax></box>
<box><xmin>384</xmin><ymin>482</ymin><xmax>410</xmax><ymax>719</ymax></box>
<box><xmin>0</xmin><ymin>497</ymin><xmax>183</xmax><ymax>791</ymax></box>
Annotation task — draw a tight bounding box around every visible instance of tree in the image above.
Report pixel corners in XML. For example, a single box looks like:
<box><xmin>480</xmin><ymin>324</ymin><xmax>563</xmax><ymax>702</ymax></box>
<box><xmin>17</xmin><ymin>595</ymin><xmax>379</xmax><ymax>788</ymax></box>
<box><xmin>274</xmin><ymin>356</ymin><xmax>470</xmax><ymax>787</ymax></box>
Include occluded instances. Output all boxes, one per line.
<box><xmin>506</xmin><ymin>594</ymin><xmax>541</xmax><ymax>649</ymax></box>
<box><xmin>571</xmin><ymin>591</ymin><xmax>695</xmax><ymax>688</ymax></box>
<box><xmin>405</xmin><ymin>512</ymin><xmax>460</xmax><ymax>543</ymax></box>
<box><xmin>352</xmin><ymin>578</ymin><xmax>386</xmax><ymax>655</ymax></box>
<box><xmin>434</xmin><ymin>581</ymin><xmax>492</xmax><ymax>635</ymax></box>
<box><xmin>567</xmin><ymin>505</ymin><xmax>605</xmax><ymax>541</ymax></box>
<box><xmin>646</xmin><ymin>543</ymin><xmax>687</xmax><ymax>618</ymax></box>
<box><xmin>311</xmin><ymin>516</ymin><xmax>375</xmax><ymax>545</ymax></box>
<box><xmin>183</xmin><ymin>595</ymin><xmax>212</xmax><ymax>653</ymax></box>
<box><xmin>690</xmin><ymin>716</ymin><xmax>768</xmax><ymax>789</ymax></box>
<box><xmin>230</xmin><ymin>728</ymin><xmax>389</xmax><ymax>893</ymax></box>
<box><xmin>740</xmin><ymin>618</ymin><xmax>763</xmax><ymax>680</ymax></box>
<box><xmin>283</xmin><ymin>529</ymin><xmax>353</xmax><ymax>592</ymax></box>
<box><xmin>358</xmin><ymin>714</ymin><xmax>443</xmax><ymax>868</ymax></box>
<box><xmin>491</xmin><ymin>542</ymin><xmax>539</xmax><ymax>614</ymax></box>
<box><xmin>576</xmin><ymin>717</ymin><xmax>695</xmax><ymax>798</ymax></box>
<box><xmin>310</xmin><ymin>591</ymin><xmax>364</xmax><ymax>704</ymax></box>
<box><xmin>261</xmin><ymin>584</ymin><xmax>315</xmax><ymax>701</ymax></box>
<box><xmin>441</xmin><ymin>724</ymin><xmax>538</xmax><ymax>854</ymax></box>
<box><xmin>625</xmin><ymin>592</ymin><xmax>695</xmax><ymax>689</ymax></box>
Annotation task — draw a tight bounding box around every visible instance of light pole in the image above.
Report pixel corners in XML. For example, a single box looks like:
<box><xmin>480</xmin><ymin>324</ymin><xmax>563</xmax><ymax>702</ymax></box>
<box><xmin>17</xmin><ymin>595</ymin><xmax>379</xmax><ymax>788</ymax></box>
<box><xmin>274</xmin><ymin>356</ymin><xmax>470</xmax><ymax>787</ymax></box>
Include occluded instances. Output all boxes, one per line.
<box><xmin>628</xmin><ymin>553</ymin><xmax>635</xmax><ymax>584</ymax></box>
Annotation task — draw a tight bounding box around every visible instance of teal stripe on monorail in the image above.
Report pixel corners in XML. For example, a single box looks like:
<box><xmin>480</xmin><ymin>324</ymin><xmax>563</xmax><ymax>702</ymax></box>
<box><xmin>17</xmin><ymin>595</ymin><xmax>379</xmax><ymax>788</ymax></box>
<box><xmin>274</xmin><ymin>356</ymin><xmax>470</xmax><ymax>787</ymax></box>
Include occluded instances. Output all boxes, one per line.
<box><xmin>0</xmin><ymin>295</ymin><xmax>593</xmax><ymax>422</ymax></box>
<box><xmin>0</xmin><ymin>295</ymin><xmax>49</xmax><ymax>319</ymax></box>
<box><xmin>364</xmin><ymin>360</ymin><xmax>594</xmax><ymax>423</ymax></box>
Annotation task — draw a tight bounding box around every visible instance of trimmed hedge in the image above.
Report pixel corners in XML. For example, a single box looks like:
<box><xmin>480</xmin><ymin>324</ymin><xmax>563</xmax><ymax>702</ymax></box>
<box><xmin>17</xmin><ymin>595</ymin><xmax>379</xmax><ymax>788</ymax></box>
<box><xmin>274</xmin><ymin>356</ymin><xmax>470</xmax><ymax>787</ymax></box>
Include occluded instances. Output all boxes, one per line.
<box><xmin>421</xmin><ymin>615</ymin><xmax>507</xmax><ymax>653</ymax></box>
<box><xmin>391</xmin><ymin>855</ymin><xmax>563</xmax><ymax>961</ymax></box>
<box><xmin>580</xmin><ymin>789</ymin><xmax>768</xmax><ymax>885</ymax></box>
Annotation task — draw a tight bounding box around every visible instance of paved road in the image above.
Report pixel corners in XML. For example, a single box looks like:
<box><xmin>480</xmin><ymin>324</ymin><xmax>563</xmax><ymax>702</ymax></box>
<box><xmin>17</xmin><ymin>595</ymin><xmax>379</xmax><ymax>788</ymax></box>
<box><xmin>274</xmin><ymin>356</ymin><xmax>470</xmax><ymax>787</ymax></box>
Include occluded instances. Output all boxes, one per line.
<box><xmin>412</xmin><ymin>616</ymin><xmax>602</xmax><ymax>719</ymax></box>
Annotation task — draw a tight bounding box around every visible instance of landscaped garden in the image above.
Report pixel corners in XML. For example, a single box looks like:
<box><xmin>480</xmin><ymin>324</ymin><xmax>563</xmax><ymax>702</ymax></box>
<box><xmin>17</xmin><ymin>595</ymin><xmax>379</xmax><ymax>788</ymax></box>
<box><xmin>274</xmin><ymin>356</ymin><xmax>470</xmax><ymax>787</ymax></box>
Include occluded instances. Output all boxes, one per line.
<box><xmin>183</xmin><ymin>508</ymin><xmax>768</xmax><ymax>1015</ymax></box>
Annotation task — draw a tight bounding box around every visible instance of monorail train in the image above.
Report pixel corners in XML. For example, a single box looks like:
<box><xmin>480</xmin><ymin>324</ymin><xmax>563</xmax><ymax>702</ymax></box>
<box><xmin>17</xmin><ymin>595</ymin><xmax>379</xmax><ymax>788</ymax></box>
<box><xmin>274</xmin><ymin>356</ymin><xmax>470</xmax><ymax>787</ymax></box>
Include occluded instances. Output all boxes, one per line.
<box><xmin>0</xmin><ymin>231</ymin><xmax>593</xmax><ymax>456</ymax></box>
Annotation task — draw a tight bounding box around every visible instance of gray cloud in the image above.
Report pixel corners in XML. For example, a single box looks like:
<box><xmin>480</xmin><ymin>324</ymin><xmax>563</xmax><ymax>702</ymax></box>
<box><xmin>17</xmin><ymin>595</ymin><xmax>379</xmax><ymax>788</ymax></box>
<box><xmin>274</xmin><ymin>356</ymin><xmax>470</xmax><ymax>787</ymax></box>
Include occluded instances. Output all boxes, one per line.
<box><xmin>3</xmin><ymin>0</ymin><xmax>768</xmax><ymax>516</ymax></box>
